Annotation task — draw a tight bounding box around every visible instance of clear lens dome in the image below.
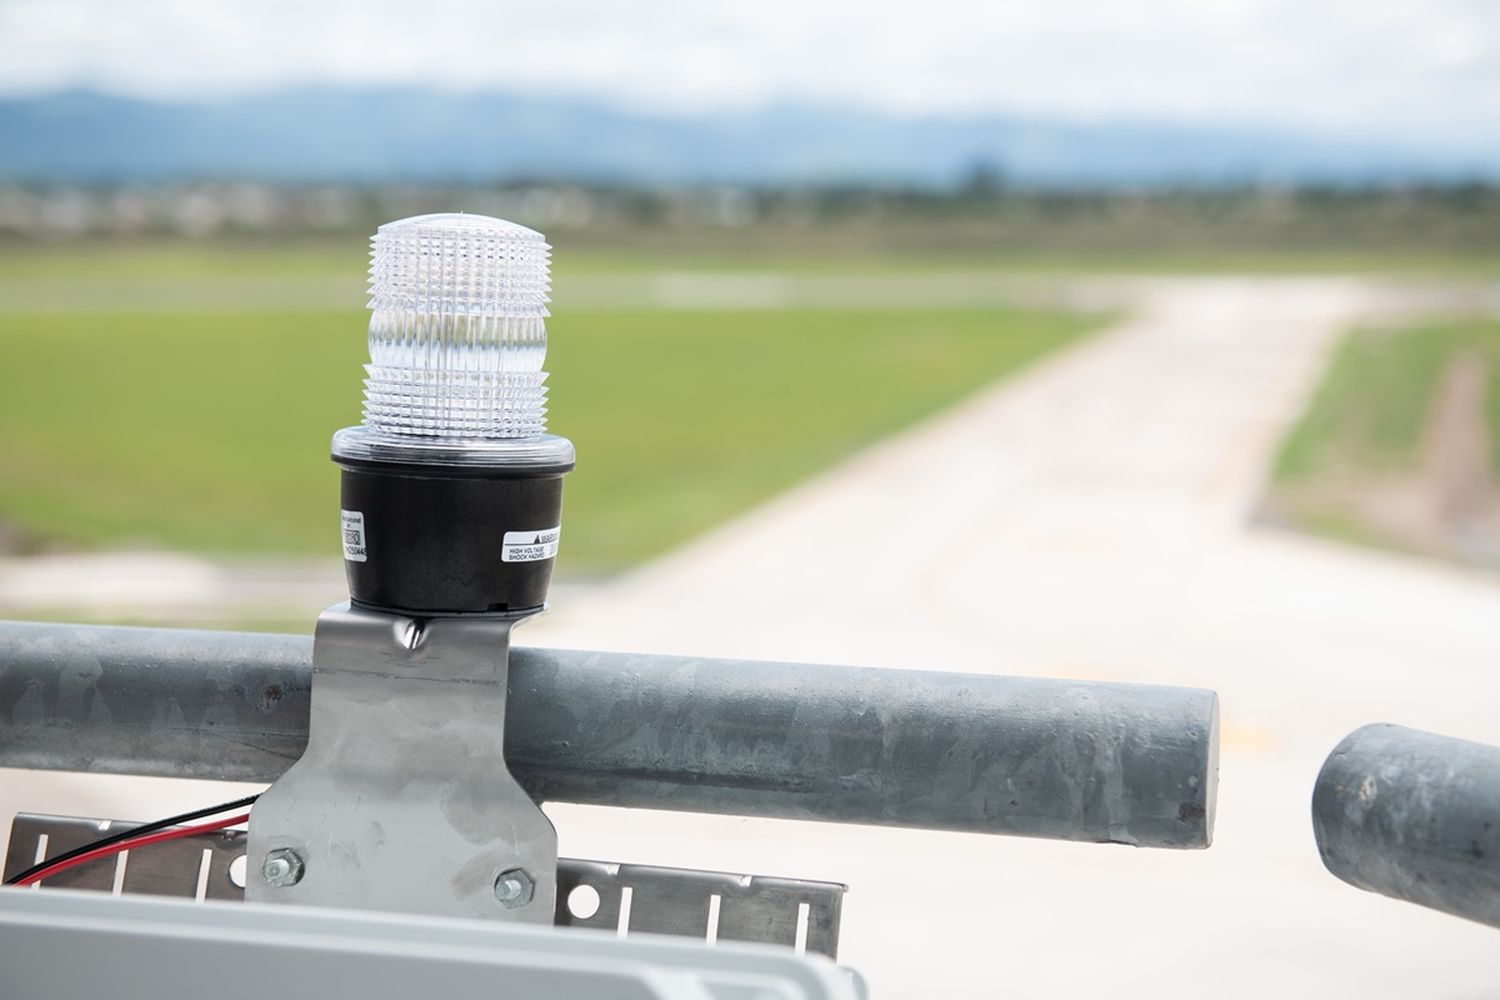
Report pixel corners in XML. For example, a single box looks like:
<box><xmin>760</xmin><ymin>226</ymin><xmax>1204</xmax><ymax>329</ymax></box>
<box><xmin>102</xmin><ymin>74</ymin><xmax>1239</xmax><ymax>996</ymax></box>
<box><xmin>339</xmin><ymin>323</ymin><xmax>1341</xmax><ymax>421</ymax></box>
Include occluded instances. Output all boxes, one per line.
<box><xmin>361</xmin><ymin>212</ymin><xmax>552</xmax><ymax>439</ymax></box>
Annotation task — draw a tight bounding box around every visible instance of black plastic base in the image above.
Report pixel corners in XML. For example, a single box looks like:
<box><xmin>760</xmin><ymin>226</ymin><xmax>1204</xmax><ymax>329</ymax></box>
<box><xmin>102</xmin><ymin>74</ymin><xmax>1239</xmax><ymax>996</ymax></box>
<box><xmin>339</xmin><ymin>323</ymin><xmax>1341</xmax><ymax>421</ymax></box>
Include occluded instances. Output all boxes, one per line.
<box><xmin>336</xmin><ymin>457</ymin><xmax>570</xmax><ymax>615</ymax></box>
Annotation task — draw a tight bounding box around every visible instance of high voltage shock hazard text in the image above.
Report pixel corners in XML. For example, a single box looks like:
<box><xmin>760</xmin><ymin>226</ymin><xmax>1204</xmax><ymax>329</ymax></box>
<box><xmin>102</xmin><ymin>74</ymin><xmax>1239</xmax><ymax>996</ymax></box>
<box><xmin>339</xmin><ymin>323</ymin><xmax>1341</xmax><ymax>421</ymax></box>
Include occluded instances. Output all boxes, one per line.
<box><xmin>502</xmin><ymin>526</ymin><xmax>561</xmax><ymax>563</ymax></box>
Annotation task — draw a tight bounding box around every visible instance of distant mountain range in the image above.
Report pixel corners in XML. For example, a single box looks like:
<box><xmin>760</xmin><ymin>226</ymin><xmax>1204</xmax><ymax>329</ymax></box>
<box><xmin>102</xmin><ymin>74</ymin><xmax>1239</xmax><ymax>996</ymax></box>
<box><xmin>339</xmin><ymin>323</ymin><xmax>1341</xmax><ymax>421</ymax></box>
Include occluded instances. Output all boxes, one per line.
<box><xmin>1</xmin><ymin>88</ymin><xmax>1495</xmax><ymax>186</ymax></box>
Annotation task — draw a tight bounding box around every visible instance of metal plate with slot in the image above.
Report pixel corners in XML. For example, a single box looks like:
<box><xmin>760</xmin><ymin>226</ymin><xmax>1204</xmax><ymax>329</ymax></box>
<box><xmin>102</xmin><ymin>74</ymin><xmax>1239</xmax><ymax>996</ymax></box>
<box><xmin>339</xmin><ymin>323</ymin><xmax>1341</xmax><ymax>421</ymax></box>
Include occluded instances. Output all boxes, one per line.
<box><xmin>3</xmin><ymin>814</ymin><xmax>247</xmax><ymax>900</ymax></box>
<box><xmin>557</xmin><ymin>859</ymin><xmax>844</xmax><ymax>958</ymax></box>
<box><xmin>6</xmin><ymin>813</ymin><xmax>846</xmax><ymax>959</ymax></box>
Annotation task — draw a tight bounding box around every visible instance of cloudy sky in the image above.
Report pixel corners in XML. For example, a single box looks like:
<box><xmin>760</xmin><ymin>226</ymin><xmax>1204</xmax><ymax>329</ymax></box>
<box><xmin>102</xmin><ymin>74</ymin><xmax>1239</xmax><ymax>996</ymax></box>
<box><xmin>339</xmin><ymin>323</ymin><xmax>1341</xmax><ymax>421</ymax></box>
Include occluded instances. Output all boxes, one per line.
<box><xmin>1</xmin><ymin>0</ymin><xmax>1497</xmax><ymax>146</ymax></box>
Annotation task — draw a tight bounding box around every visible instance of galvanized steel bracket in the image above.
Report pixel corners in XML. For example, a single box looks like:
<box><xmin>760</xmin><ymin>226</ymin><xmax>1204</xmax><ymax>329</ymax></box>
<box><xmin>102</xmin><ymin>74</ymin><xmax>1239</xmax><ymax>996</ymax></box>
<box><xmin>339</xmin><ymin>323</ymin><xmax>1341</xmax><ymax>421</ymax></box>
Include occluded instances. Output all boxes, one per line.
<box><xmin>245</xmin><ymin>603</ymin><xmax>557</xmax><ymax>921</ymax></box>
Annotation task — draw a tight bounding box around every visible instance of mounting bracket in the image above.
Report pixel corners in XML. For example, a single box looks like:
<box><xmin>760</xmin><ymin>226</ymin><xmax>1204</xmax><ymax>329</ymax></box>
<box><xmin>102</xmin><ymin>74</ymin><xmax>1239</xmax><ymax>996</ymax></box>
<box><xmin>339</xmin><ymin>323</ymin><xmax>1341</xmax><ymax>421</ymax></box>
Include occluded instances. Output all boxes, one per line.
<box><xmin>245</xmin><ymin>603</ymin><xmax>557</xmax><ymax>920</ymax></box>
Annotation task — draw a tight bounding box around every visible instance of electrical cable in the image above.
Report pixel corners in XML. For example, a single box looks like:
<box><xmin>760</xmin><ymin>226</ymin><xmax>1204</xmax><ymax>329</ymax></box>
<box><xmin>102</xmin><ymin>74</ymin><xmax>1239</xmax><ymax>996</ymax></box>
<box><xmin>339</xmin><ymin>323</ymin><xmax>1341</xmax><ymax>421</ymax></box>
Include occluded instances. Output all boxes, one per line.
<box><xmin>8</xmin><ymin>812</ymin><xmax>251</xmax><ymax>888</ymax></box>
<box><xmin>3</xmin><ymin>794</ymin><xmax>258</xmax><ymax>888</ymax></box>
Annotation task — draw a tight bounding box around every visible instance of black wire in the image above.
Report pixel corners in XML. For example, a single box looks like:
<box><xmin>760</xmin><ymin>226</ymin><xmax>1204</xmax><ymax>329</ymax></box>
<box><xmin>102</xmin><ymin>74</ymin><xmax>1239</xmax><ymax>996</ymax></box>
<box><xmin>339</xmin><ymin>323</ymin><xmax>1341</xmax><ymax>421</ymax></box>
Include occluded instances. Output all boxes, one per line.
<box><xmin>4</xmin><ymin>793</ymin><xmax>260</xmax><ymax>887</ymax></box>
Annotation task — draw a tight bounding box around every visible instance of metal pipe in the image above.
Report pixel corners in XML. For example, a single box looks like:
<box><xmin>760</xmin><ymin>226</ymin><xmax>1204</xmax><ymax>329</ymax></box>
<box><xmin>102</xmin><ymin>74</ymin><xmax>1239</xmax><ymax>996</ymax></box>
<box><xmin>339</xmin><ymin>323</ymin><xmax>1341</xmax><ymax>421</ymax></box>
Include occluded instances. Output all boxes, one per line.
<box><xmin>1313</xmin><ymin>723</ymin><xmax>1500</xmax><ymax>927</ymax></box>
<box><xmin>0</xmin><ymin>620</ymin><xmax>1217</xmax><ymax>848</ymax></box>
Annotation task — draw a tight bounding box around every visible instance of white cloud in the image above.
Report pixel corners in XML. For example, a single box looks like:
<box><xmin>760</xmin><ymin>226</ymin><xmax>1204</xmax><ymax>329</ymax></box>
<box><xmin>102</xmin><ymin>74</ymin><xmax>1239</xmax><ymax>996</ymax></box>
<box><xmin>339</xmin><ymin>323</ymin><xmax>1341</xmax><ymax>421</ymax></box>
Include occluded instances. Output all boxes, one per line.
<box><xmin>0</xmin><ymin>0</ymin><xmax>1496</xmax><ymax>147</ymax></box>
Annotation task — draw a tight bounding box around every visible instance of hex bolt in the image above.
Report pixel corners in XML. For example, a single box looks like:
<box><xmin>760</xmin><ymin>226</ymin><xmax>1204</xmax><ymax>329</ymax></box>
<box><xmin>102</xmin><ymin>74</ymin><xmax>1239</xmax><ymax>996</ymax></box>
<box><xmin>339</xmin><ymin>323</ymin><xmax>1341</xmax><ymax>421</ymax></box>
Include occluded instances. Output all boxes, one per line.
<box><xmin>494</xmin><ymin>867</ymin><xmax>535</xmax><ymax>908</ymax></box>
<box><xmin>261</xmin><ymin>848</ymin><xmax>305</xmax><ymax>888</ymax></box>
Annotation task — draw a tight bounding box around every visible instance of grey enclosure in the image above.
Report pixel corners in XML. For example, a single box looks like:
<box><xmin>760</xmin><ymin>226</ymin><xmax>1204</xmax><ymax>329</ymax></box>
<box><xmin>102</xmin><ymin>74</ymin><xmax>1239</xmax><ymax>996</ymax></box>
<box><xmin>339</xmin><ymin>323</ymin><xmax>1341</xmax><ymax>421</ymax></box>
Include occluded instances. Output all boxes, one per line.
<box><xmin>0</xmin><ymin>620</ymin><xmax>1218</xmax><ymax>848</ymax></box>
<box><xmin>0</xmin><ymin>887</ymin><xmax>861</xmax><ymax>1000</ymax></box>
<box><xmin>1314</xmin><ymin>723</ymin><xmax>1500</xmax><ymax>928</ymax></box>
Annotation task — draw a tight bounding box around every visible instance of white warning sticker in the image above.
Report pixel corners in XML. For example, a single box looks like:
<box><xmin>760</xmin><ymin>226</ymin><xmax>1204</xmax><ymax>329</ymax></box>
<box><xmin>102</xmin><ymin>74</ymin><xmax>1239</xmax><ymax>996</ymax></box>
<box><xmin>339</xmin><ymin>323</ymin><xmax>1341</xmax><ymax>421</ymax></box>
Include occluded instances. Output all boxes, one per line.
<box><xmin>340</xmin><ymin>509</ymin><xmax>367</xmax><ymax>562</ymax></box>
<box><xmin>502</xmin><ymin>526</ymin><xmax>561</xmax><ymax>563</ymax></box>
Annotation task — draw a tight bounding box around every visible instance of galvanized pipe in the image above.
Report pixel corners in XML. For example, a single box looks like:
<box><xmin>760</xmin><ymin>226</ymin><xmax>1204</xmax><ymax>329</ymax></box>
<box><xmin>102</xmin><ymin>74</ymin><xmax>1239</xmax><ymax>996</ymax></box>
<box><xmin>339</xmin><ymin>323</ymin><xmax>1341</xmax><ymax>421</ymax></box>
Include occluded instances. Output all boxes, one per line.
<box><xmin>1314</xmin><ymin>724</ymin><xmax>1500</xmax><ymax>927</ymax></box>
<box><xmin>0</xmin><ymin>620</ymin><xmax>1217</xmax><ymax>848</ymax></box>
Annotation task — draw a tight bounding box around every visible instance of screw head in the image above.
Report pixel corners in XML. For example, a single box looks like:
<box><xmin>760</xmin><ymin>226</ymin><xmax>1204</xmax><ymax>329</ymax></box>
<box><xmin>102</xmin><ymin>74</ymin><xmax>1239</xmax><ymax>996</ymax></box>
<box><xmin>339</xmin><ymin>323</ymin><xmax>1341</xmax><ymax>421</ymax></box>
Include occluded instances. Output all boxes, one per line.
<box><xmin>261</xmin><ymin>848</ymin><xmax>304</xmax><ymax>887</ymax></box>
<box><xmin>494</xmin><ymin>867</ymin><xmax>535</xmax><ymax>908</ymax></box>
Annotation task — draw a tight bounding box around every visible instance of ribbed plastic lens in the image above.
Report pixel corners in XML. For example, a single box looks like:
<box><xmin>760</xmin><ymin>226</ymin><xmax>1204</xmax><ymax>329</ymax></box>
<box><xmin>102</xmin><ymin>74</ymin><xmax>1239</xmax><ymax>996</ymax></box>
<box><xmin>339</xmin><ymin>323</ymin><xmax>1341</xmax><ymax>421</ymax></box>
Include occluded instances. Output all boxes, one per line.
<box><xmin>362</xmin><ymin>213</ymin><xmax>551</xmax><ymax>439</ymax></box>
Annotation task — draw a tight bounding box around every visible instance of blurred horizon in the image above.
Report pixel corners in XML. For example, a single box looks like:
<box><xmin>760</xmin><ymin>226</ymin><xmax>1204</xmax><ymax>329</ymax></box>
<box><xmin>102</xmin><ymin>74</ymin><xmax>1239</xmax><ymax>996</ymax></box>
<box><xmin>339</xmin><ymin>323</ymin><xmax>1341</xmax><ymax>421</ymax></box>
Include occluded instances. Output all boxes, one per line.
<box><xmin>2</xmin><ymin>84</ymin><xmax>1498</xmax><ymax>188</ymax></box>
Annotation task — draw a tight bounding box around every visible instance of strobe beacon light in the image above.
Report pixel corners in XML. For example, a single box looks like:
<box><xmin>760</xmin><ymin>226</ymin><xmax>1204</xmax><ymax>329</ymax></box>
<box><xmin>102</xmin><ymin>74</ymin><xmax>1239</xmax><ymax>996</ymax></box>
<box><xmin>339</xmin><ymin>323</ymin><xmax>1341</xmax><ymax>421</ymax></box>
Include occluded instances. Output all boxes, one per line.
<box><xmin>330</xmin><ymin>213</ymin><xmax>573</xmax><ymax>614</ymax></box>
<box><xmin>247</xmin><ymin>213</ymin><xmax>570</xmax><ymax>920</ymax></box>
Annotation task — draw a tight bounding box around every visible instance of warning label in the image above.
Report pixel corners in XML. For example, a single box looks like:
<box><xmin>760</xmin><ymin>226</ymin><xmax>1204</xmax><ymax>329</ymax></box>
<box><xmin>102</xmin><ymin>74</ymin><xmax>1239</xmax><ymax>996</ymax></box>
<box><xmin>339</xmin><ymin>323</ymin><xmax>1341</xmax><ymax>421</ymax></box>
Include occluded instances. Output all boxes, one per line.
<box><xmin>340</xmin><ymin>509</ymin><xmax>367</xmax><ymax>562</ymax></box>
<box><xmin>502</xmin><ymin>526</ymin><xmax>561</xmax><ymax>563</ymax></box>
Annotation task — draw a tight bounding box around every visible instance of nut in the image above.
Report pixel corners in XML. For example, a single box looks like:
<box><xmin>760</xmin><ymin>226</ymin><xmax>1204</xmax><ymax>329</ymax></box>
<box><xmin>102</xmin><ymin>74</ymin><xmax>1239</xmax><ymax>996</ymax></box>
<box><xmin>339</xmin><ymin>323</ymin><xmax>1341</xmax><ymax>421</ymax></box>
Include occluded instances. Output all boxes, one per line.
<box><xmin>261</xmin><ymin>848</ymin><xmax>305</xmax><ymax>887</ymax></box>
<box><xmin>494</xmin><ymin>867</ymin><xmax>535</xmax><ymax>908</ymax></box>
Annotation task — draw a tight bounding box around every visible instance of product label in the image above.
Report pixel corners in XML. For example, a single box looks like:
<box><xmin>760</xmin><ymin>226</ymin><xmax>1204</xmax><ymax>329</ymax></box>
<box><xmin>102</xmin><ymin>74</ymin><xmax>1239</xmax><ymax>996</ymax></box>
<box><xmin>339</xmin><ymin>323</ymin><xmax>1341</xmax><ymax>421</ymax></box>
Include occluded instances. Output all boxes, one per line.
<box><xmin>340</xmin><ymin>509</ymin><xmax>367</xmax><ymax>562</ymax></box>
<box><xmin>502</xmin><ymin>526</ymin><xmax>561</xmax><ymax>563</ymax></box>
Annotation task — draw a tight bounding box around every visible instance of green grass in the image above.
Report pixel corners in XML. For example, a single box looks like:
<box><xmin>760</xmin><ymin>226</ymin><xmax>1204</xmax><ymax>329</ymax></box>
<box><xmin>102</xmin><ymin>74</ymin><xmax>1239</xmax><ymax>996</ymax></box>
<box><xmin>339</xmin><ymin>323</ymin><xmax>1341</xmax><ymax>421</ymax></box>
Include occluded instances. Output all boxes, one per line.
<box><xmin>1274</xmin><ymin>316</ymin><xmax>1500</xmax><ymax>483</ymax></box>
<box><xmin>0</xmin><ymin>305</ymin><xmax>1099</xmax><ymax>572</ymax></box>
<box><xmin>0</xmin><ymin>243</ymin><xmax>364</xmax><ymax>280</ymax></box>
<box><xmin>3</xmin><ymin>240</ymin><xmax>1498</xmax><ymax>285</ymax></box>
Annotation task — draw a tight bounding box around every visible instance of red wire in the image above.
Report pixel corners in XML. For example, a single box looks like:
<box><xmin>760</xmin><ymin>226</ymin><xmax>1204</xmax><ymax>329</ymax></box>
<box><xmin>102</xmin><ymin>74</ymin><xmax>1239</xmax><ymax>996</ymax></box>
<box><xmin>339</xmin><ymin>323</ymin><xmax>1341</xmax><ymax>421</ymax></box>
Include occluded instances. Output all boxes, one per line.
<box><xmin>14</xmin><ymin>813</ymin><xmax>251</xmax><ymax>888</ymax></box>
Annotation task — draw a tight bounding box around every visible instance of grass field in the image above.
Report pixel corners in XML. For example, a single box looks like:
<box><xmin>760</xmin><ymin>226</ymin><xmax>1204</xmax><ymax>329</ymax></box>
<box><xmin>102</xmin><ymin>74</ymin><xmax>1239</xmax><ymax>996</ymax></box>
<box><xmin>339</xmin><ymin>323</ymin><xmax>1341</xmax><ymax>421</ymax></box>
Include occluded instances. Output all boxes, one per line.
<box><xmin>1269</xmin><ymin>315</ymin><xmax>1500</xmax><ymax>561</ymax></box>
<box><xmin>1275</xmin><ymin>317</ymin><xmax>1500</xmax><ymax>480</ymax></box>
<box><xmin>3</xmin><ymin>239</ymin><xmax>1498</xmax><ymax>285</ymax></box>
<box><xmin>0</xmin><ymin>245</ymin><xmax>1103</xmax><ymax>573</ymax></box>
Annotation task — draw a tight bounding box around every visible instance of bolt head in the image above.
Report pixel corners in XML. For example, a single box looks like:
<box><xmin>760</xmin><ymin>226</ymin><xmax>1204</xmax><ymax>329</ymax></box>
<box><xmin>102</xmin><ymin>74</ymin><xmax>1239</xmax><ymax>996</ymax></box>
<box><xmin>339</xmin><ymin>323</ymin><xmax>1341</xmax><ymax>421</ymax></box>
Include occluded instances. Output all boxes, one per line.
<box><xmin>262</xmin><ymin>848</ymin><xmax>305</xmax><ymax>887</ymax></box>
<box><xmin>494</xmin><ymin>867</ymin><xmax>535</xmax><ymax>908</ymax></box>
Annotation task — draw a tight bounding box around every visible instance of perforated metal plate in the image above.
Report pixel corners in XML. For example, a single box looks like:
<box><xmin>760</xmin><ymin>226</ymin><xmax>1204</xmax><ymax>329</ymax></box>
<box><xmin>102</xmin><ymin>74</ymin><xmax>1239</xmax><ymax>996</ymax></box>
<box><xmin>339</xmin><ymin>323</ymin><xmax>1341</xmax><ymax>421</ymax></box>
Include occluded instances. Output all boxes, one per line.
<box><xmin>556</xmin><ymin>859</ymin><xmax>844</xmax><ymax>958</ymax></box>
<box><xmin>3</xmin><ymin>813</ymin><xmax>245</xmax><ymax>900</ymax></box>
<box><xmin>5</xmin><ymin>813</ymin><xmax>846</xmax><ymax>959</ymax></box>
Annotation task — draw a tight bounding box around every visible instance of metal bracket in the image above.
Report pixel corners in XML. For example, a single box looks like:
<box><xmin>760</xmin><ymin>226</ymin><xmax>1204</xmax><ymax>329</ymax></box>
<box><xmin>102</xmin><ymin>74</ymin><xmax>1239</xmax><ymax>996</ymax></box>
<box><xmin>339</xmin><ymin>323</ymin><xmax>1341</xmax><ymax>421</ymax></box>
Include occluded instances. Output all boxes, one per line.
<box><xmin>557</xmin><ymin>860</ymin><xmax>844</xmax><ymax>957</ymax></box>
<box><xmin>5</xmin><ymin>813</ymin><xmax>848</xmax><ymax>960</ymax></box>
<box><xmin>245</xmin><ymin>603</ymin><xmax>557</xmax><ymax>920</ymax></box>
